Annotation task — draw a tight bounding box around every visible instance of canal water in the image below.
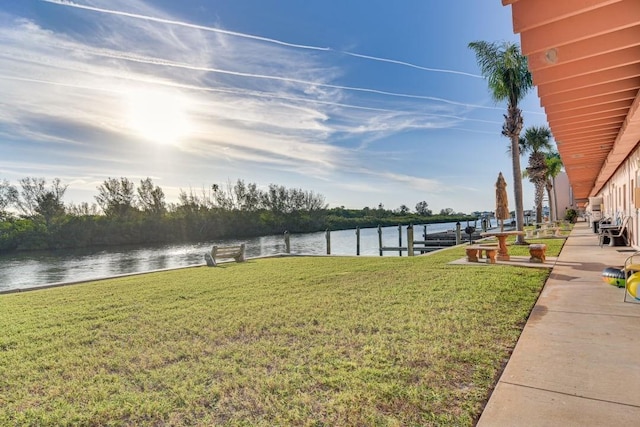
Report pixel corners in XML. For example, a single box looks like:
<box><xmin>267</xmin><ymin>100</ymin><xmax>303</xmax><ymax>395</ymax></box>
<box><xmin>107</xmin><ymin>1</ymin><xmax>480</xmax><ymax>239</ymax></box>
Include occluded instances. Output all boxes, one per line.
<box><xmin>0</xmin><ymin>220</ymin><xmax>490</xmax><ymax>292</ymax></box>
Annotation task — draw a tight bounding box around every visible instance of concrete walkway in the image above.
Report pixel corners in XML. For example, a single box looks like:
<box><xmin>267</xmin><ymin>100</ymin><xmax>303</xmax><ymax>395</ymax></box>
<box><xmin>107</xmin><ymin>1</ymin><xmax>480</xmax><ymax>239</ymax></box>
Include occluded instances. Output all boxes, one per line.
<box><xmin>477</xmin><ymin>221</ymin><xmax>640</xmax><ymax>426</ymax></box>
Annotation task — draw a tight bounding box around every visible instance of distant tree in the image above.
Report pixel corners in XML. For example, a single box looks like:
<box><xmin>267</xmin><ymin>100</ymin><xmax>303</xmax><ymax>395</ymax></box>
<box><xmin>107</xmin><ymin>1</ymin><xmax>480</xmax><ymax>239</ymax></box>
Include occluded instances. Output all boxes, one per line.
<box><xmin>0</xmin><ymin>179</ymin><xmax>18</xmax><ymax>219</ymax></box>
<box><xmin>137</xmin><ymin>178</ymin><xmax>166</xmax><ymax>215</ymax></box>
<box><xmin>288</xmin><ymin>188</ymin><xmax>305</xmax><ymax>211</ymax></box>
<box><xmin>298</xmin><ymin>189</ymin><xmax>327</xmax><ymax>211</ymax></box>
<box><xmin>240</xmin><ymin>181</ymin><xmax>262</xmax><ymax>211</ymax></box>
<box><xmin>95</xmin><ymin>177</ymin><xmax>137</xmax><ymax>218</ymax></box>
<box><xmin>545</xmin><ymin>151</ymin><xmax>564</xmax><ymax>222</ymax></box>
<box><xmin>13</xmin><ymin>177</ymin><xmax>67</xmax><ymax>225</ymax></box>
<box><xmin>258</xmin><ymin>184</ymin><xmax>326</xmax><ymax>213</ymax></box>
<box><xmin>213</xmin><ymin>182</ymin><xmax>235</xmax><ymax>210</ymax></box>
<box><xmin>177</xmin><ymin>187</ymin><xmax>208</xmax><ymax>213</ymax></box>
<box><xmin>262</xmin><ymin>184</ymin><xmax>288</xmax><ymax>213</ymax></box>
<box><xmin>397</xmin><ymin>204</ymin><xmax>410</xmax><ymax>214</ymax></box>
<box><xmin>469</xmin><ymin>40</ymin><xmax>533</xmax><ymax>244</ymax></box>
<box><xmin>34</xmin><ymin>181</ymin><xmax>67</xmax><ymax>226</ymax></box>
<box><xmin>415</xmin><ymin>201</ymin><xmax>432</xmax><ymax>216</ymax></box>
<box><xmin>439</xmin><ymin>208</ymin><xmax>455</xmax><ymax>216</ymax></box>
<box><xmin>519</xmin><ymin>126</ymin><xmax>553</xmax><ymax>223</ymax></box>
<box><xmin>177</xmin><ymin>189</ymin><xmax>196</xmax><ymax>213</ymax></box>
<box><xmin>225</xmin><ymin>180</ymin><xmax>260</xmax><ymax>211</ymax></box>
<box><xmin>232</xmin><ymin>180</ymin><xmax>248</xmax><ymax>211</ymax></box>
<box><xmin>67</xmin><ymin>202</ymin><xmax>100</xmax><ymax>216</ymax></box>
<box><xmin>374</xmin><ymin>203</ymin><xmax>386</xmax><ymax>218</ymax></box>
<box><xmin>14</xmin><ymin>177</ymin><xmax>46</xmax><ymax>217</ymax></box>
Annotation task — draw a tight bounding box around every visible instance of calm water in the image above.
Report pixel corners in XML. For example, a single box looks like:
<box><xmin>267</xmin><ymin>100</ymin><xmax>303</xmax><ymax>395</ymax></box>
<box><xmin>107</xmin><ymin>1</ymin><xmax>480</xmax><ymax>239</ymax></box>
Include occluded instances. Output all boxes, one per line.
<box><xmin>0</xmin><ymin>221</ymin><xmax>490</xmax><ymax>292</ymax></box>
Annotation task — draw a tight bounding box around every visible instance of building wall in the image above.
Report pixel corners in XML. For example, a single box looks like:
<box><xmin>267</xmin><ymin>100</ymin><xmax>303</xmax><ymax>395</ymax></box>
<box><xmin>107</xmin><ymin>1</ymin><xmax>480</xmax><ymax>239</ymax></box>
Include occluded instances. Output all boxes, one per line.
<box><xmin>594</xmin><ymin>147</ymin><xmax>640</xmax><ymax>248</ymax></box>
<box><xmin>552</xmin><ymin>172</ymin><xmax>573</xmax><ymax>221</ymax></box>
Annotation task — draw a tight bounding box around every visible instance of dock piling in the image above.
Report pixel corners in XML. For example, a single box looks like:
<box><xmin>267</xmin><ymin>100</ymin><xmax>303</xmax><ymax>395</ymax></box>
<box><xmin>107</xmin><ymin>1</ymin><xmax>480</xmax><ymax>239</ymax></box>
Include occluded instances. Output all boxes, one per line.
<box><xmin>326</xmin><ymin>229</ymin><xmax>331</xmax><ymax>255</ymax></box>
<box><xmin>284</xmin><ymin>231</ymin><xmax>290</xmax><ymax>253</ymax></box>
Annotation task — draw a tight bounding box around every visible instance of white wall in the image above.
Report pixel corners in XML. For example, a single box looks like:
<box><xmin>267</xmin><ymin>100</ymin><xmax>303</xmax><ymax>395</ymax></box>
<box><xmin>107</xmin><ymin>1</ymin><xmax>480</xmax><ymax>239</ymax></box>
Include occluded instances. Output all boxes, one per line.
<box><xmin>594</xmin><ymin>148</ymin><xmax>640</xmax><ymax>248</ymax></box>
<box><xmin>552</xmin><ymin>172</ymin><xmax>573</xmax><ymax>221</ymax></box>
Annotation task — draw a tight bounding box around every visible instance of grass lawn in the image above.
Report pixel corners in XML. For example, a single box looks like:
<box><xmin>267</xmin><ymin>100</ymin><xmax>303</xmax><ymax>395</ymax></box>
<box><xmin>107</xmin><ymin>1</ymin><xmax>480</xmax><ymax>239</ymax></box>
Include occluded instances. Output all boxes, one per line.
<box><xmin>0</xmin><ymin>239</ymin><xmax>563</xmax><ymax>426</ymax></box>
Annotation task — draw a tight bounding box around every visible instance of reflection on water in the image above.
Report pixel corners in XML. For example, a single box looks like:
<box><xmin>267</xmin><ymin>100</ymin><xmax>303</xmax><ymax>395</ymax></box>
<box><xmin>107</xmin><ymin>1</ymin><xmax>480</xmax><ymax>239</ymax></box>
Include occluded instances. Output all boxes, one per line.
<box><xmin>0</xmin><ymin>221</ymin><xmax>488</xmax><ymax>291</ymax></box>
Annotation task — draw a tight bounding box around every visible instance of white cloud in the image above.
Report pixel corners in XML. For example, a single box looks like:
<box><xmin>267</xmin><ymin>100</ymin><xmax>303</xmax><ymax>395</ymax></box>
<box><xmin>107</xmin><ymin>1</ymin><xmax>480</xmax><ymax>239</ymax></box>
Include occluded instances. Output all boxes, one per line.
<box><xmin>0</xmin><ymin>0</ymin><xmax>532</xmax><ymax>213</ymax></box>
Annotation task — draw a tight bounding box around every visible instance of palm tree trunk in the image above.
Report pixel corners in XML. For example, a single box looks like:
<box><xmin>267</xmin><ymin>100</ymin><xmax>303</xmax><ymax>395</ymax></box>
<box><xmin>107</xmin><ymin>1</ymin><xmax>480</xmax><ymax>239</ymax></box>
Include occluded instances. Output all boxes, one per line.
<box><xmin>546</xmin><ymin>181</ymin><xmax>554</xmax><ymax>222</ymax></box>
<box><xmin>536</xmin><ymin>203</ymin><xmax>543</xmax><ymax>224</ymax></box>
<box><xmin>552</xmin><ymin>176</ymin><xmax>559</xmax><ymax>221</ymax></box>
<box><xmin>547</xmin><ymin>187</ymin><xmax>558</xmax><ymax>221</ymax></box>
<box><xmin>534</xmin><ymin>179</ymin><xmax>546</xmax><ymax>223</ymax></box>
<box><xmin>512</xmin><ymin>140</ymin><xmax>525</xmax><ymax>243</ymax></box>
<box><xmin>506</xmin><ymin>106</ymin><xmax>526</xmax><ymax>244</ymax></box>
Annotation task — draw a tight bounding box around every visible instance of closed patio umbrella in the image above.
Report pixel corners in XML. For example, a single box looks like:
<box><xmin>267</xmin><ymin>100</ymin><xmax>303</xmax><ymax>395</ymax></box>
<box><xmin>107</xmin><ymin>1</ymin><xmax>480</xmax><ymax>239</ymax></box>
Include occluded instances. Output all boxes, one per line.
<box><xmin>495</xmin><ymin>172</ymin><xmax>509</xmax><ymax>232</ymax></box>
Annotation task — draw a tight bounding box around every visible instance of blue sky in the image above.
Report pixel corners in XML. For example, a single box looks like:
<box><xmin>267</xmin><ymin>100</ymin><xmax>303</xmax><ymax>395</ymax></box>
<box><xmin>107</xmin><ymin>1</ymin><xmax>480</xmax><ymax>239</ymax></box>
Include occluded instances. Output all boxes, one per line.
<box><xmin>0</xmin><ymin>0</ymin><xmax>551</xmax><ymax>214</ymax></box>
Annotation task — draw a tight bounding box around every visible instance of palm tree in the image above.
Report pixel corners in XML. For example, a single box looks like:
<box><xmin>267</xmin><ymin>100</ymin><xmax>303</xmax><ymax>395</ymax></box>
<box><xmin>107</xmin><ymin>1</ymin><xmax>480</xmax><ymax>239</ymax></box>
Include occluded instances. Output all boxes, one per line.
<box><xmin>544</xmin><ymin>151</ymin><xmax>563</xmax><ymax>221</ymax></box>
<box><xmin>519</xmin><ymin>126</ymin><xmax>553</xmax><ymax>224</ymax></box>
<box><xmin>469</xmin><ymin>41</ymin><xmax>533</xmax><ymax>244</ymax></box>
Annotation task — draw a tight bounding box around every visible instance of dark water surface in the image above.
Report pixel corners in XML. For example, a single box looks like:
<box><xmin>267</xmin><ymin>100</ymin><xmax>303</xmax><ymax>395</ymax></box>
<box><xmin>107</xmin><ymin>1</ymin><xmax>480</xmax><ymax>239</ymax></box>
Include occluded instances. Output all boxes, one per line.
<box><xmin>0</xmin><ymin>221</ymin><xmax>485</xmax><ymax>292</ymax></box>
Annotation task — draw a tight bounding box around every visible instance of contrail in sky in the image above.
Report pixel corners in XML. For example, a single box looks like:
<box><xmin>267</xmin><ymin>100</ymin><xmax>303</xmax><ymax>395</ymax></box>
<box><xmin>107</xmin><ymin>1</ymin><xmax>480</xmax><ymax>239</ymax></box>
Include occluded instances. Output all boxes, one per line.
<box><xmin>0</xmin><ymin>74</ymin><xmax>120</xmax><ymax>95</ymax></box>
<box><xmin>0</xmin><ymin>72</ymin><xmax>503</xmax><ymax>125</ymax></box>
<box><xmin>40</xmin><ymin>0</ymin><xmax>481</xmax><ymax>78</ymax></box>
<box><xmin>51</xmin><ymin>44</ymin><xmax>502</xmax><ymax>111</ymax></box>
<box><xmin>40</xmin><ymin>0</ymin><xmax>330</xmax><ymax>51</ymax></box>
<box><xmin>341</xmin><ymin>51</ymin><xmax>482</xmax><ymax>78</ymax></box>
<box><xmin>0</xmin><ymin>72</ymin><xmax>385</xmax><ymax>113</ymax></box>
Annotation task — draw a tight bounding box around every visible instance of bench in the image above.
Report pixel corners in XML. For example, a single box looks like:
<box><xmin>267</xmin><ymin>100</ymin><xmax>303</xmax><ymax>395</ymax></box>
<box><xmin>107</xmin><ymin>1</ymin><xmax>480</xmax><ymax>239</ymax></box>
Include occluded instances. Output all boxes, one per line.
<box><xmin>466</xmin><ymin>245</ymin><xmax>497</xmax><ymax>264</ymax></box>
<box><xmin>529</xmin><ymin>243</ymin><xmax>547</xmax><ymax>263</ymax></box>
<box><xmin>536</xmin><ymin>228</ymin><xmax>553</xmax><ymax>238</ymax></box>
<box><xmin>599</xmin><ymin>216</ymin><xmax>630</xmax><ymax>247</ymax></box>
<box><xmin>205</xmin><ymin>244</ymin><xmax>246</xmax><ymax>267</ymax></box>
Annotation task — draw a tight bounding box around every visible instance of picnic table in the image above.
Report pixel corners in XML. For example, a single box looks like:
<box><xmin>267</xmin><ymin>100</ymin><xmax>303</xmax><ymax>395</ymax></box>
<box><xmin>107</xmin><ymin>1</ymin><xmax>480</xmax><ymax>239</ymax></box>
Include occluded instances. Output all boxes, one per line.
<box><xmin>480</xmin><ymin>231</ymin><xmax>524</xmax><ymax>261</ymax></box>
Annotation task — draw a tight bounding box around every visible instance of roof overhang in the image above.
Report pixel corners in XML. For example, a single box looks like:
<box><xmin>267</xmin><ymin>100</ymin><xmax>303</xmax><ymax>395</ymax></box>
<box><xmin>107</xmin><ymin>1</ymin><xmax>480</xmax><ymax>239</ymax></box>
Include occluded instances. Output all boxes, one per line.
<box><xmin>503</xmin><ymin>0</ymin><xmax>640</xmax><ymax>207</ymax></box>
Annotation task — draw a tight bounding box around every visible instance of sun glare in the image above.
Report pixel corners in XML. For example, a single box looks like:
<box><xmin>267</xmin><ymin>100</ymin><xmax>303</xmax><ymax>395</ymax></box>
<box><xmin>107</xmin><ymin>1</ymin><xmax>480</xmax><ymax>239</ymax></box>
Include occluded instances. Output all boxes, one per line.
<box><xmin>125</xmin><ymin>88</ymin><xmax>192</xmax><ymax>144</ymax></box>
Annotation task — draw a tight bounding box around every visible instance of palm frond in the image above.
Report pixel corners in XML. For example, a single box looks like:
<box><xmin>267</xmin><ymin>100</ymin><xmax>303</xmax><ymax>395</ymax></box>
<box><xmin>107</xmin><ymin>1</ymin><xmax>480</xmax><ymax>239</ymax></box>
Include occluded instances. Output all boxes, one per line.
<box><xmin>545</xmin><ymin>151</ymin><xmax>563</xmax><ymax>178</ymax></box>
<box><xmin>468</xmin><ymin>41</ymin><xmax>533</xmax><ymax>106</ymax></box>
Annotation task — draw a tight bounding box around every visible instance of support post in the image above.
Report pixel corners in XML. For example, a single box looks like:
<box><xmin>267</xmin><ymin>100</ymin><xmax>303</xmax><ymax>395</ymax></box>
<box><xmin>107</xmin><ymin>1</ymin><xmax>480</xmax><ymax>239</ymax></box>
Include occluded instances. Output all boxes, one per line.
<box><xmin>356</xmin><ymin>226</ymin><xmax>360</xmax><ymax>256</ymax></box>
<box><xmin>325</xmin><ymin>229</ymin><xmax>331</xmax><ymax>255</ymax></box>
<box><xmin>455</xmin><ymin>222</ymin><xmax>461</xmax><ymax>245</ymax></box>
<box><xmin>398</xmin><ymin>224</ymin><xmax>402</xmax><ymax>256</ymax></box>
<box><xmin>378</xmin><ymin>225</ymin><xmax>383</xmax><ymax>256</ymax></box>
<box><xmin>423</xmin><ymin>225</ymin><xmax>427</xmax><ymax>240</ymax></box>
<box><xmin>407</xmin><ymin>225</ymin><xmax>414</xmax><ymax>256</ymax></box>
<box><xmin>284</xmin><ymin>231</ymin><xmax>290</xmax><ymax>254</ymax></box>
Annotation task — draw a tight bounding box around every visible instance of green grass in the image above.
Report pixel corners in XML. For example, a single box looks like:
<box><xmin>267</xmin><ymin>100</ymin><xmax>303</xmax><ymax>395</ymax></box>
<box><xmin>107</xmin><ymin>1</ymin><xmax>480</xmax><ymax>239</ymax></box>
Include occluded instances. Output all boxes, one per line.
<box><xmin>523</xmin><ymin>223</ymin><xmax>574</xmax><ymax>239</ymax></box>
<box><xmin>503</xmin><ymin>234</ymin><xmax>566</xmax><ymax>257</ymax></box>
<box><xmin>0</xmin><ymin>242</ymin><xmax>563</xmax><ymax>426</ymax></box>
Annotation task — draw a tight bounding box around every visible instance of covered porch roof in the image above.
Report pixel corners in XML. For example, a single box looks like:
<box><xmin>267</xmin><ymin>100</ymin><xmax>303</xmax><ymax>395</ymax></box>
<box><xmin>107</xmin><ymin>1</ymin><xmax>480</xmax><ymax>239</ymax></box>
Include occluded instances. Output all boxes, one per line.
<box><xmin>503</xmin><ymin>0</ymin><xmax>640</xmax><ymax>207</ymax></box>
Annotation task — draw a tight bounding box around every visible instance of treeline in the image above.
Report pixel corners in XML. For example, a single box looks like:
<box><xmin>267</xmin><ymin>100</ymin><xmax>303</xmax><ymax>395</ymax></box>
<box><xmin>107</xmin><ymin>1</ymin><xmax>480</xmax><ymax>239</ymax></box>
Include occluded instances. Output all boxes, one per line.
<box><xmin>323</xmin><ymin>206</ymin><xmax>471</xmax><ymax>230</ymax></box>
<box><xmin>0</xmin><ymin>177</ymin><xmax>472</xmax><ymax>253</ymax></box>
